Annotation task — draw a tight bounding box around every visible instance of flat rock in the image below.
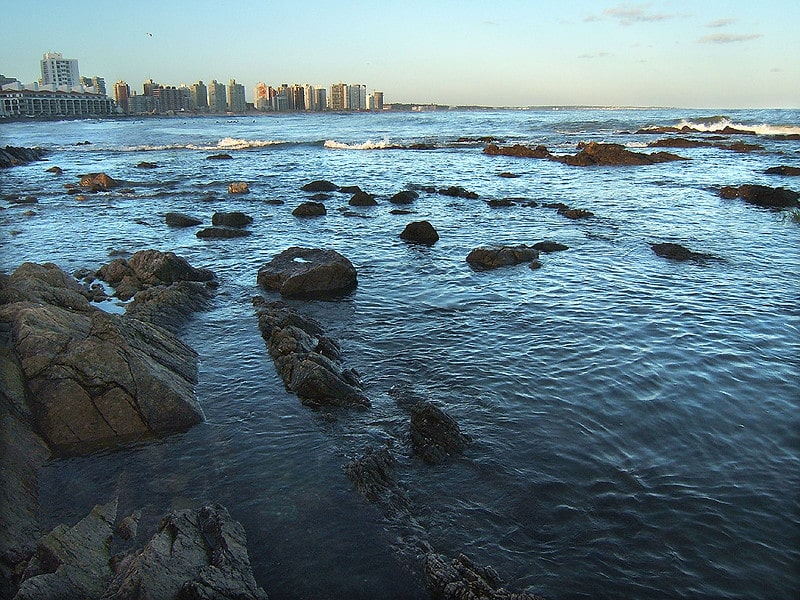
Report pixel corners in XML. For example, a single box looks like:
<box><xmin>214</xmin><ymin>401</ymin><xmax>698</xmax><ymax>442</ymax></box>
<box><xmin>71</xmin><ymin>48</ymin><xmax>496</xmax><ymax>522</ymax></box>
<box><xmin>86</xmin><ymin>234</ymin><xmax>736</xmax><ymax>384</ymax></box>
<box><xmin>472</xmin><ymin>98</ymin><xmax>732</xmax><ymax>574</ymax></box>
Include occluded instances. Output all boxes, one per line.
<box><xmin>165</xmin><ymin>212</ymin><xmax>203</xmax><ymax>227</ymax></box>
<box><xmin>719</xmin><ymin>184</ymin><xmax>800</xmax><ymax>208</ymax></box>
<box><xmin>196</xmin><ymin>227</ymin><xmax>252</xmax><ymax>239</ymax></box>
<box><xmin>651</xmin><ymin>242</ymin><xmax>717</xmax><ymax>262</ymax></box>
<box><xmin>257</xmin><ymin>247</ymin><xmax>357</xmax><ymax>298</ymax></box>
<box><xmin>212</xmin><ymin>211</ymin><xmax>253</xmax><ymax>228</ymax></box>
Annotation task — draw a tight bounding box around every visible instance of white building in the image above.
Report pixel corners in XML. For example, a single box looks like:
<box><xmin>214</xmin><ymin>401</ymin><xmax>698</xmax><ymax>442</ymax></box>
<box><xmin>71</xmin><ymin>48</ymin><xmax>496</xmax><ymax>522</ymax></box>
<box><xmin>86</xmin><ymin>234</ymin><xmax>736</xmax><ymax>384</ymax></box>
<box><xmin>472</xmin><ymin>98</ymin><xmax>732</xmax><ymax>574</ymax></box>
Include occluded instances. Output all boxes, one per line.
<box><xmin>40</xmin><ymin>52</ymin><xmax>80</xmax><ymax>87</ymax></box>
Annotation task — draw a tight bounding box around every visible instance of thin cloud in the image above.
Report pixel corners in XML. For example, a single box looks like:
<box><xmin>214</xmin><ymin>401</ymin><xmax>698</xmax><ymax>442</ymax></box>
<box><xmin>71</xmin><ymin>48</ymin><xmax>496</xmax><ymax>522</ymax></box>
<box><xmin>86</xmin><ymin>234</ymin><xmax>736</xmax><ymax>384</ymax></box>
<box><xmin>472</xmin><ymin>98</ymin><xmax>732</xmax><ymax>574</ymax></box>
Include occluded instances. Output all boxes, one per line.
<box><xmin>699</xmin><ymin>33</ymin><xmax>763</xmax><ymax>44</ymax></box>
<box><xmin>602</xmin><ymin>3</ymin><xmax>675</xmax><ymax>25</ymax></box>
<box><xmin>578</xmin><ymin>51</ymin><xmax>612</xmax><ymax>59</ymax></box>
<box><xmin>706</xmin><ymin>18</ymin><xmax>736</xmax><ymax>28</ymax></box>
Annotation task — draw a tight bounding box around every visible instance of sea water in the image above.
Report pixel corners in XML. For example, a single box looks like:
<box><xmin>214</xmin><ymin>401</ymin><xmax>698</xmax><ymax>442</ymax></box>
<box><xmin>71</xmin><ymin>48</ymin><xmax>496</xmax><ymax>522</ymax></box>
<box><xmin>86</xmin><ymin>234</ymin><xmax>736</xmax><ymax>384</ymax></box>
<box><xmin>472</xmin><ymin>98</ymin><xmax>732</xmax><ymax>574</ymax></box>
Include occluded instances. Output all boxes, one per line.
<box><xmin>1</xmin><ymin>108</ymin><xmax>798</xmax><ymax>599</ymax></box>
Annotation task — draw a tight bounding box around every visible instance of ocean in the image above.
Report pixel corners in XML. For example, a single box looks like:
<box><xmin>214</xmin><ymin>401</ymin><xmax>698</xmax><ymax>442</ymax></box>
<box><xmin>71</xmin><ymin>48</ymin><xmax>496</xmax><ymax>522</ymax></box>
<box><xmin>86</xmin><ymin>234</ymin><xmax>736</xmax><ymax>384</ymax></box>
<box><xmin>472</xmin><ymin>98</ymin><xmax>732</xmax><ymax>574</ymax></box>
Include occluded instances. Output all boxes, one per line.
<box><xmin>1</xmin><ymin>108</ymin><xmax>798</xmax><ymax>599</ymax></box>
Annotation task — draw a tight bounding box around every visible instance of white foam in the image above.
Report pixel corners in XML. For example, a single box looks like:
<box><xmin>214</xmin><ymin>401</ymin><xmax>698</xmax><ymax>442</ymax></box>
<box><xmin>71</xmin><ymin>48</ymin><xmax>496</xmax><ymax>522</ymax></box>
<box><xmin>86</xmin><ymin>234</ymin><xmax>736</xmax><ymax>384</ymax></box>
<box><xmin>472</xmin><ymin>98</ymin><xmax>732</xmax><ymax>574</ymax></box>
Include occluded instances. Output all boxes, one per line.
<box><xmin>324</xmin><ymin>138</ymin><xmax>393</xmax><ymax>150</ymax></box>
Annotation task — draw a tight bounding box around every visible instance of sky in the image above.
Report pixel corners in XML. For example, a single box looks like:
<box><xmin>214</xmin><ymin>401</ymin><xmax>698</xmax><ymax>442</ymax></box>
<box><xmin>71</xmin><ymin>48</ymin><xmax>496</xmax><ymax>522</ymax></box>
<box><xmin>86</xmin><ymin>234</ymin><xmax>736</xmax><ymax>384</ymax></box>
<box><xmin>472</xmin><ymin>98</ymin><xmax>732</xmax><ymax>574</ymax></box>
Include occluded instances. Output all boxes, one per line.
<box><xmin>2</xmin><ymin>0</ymin><xmax>799</xmax><ymax>108</ymax></box>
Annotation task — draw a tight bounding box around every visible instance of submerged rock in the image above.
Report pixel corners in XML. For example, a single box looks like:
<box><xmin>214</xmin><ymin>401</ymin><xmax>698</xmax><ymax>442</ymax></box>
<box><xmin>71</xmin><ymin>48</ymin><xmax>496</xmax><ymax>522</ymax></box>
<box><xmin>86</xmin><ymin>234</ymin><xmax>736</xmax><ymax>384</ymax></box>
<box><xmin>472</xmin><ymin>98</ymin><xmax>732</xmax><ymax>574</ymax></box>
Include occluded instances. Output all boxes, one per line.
<box><xmin>484</xmin><ymin>141</ymin><xmax>687</xmax><ymax>166</ymax></box>
<box><xmin>533</xmin><ymin>241</ymin><xmax>569</xmax><ymax>253</ymax></box>
<box><xmin>257</xmin><ymin>247</ymin><xmax>357</xmax><ymax>299</ymax></box>
<box><xmin>253</xmin><ymin>298</ymin><xmax>369</xmax><ymax>408</ymax></box>
<box><xmin>400</xmin><ymin>220</ymin><xmax>440</xmax><ymax>245</ymax></box>
<box><xmin>196</xmin><ymin>226</ymin><xmax>252</xmax><ymax>239</ymax></box>
<box><xmin>651</xmin><ymin>242</ymin><xmax>717</xmax><ymax>262</ymax></box>
<box><xmin>719</xmin><ymin>184</ymin><xmax>800</xmax><ymax>208</ymax></box>
<box><xmin>301</xmin><ymin>179</ymin><xmax>338</xmax><ymax>192</ymax></box>
<box><xmin>764</xmin><ymin>166</ymin><xmax>800</xmax><ymax>176</ymax></box>
<box><xmin>389</xmin><ymin>190</ymin><xmax>419</xmax><ymax>205</ymax></box>
<box><xmin>165</xmin><ymin>212</ymin><xmax>203</xmax><ymax>227</ymax></box>
<box><xmin>466</xmin><ymin>245</ymin><xmax>539</xmax><ymax>270</ymax></box>
<box><xmin>207</xmin><ymin>153</ymin><xmax>232</xmax><ymax>160</ymax></box>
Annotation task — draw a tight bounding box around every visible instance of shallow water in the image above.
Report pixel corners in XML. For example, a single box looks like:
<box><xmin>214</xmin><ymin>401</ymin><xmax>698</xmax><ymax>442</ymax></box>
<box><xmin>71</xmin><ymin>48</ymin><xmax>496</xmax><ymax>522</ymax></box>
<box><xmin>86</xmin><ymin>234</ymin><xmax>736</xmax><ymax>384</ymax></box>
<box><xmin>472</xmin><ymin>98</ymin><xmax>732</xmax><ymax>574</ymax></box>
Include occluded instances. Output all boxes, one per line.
<box><xmin>1</xmin><ymin>108</ymin><xmax>799</xmax><ymax>599</ymax></box>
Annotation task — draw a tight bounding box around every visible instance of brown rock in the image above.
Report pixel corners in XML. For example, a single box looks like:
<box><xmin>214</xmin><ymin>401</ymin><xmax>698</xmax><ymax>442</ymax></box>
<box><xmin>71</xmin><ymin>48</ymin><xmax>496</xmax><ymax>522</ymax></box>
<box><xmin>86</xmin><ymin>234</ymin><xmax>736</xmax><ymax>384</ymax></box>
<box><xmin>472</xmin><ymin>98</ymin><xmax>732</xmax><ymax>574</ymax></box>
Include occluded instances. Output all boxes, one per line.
<box><xmin>257</xmin><ymin>247</ymin><xmax>357</xmax><ymax>298</ymax></box>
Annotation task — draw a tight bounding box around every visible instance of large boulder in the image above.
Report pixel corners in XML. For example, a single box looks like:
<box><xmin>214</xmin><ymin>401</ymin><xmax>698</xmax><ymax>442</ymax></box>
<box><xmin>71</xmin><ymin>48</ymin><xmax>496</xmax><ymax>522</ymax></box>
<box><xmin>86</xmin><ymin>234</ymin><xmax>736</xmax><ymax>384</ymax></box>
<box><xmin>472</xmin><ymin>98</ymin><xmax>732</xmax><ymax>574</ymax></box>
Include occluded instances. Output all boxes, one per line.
<box><xmin>719</xmin><ymin>184</ymin><xmax>800</xmax><ymax>208</ymax></box>
<box><xmin>651</xmin><ymin>242</ymin><xmax>717</xmax><ymax>262</ymax></box>
<box><xmin>389</xmin><ymin>190</ymin><xmax>419</xmax><ymax>205</ymax></box>
<box><xmin>466</xmin><ymin>245</ymin><xmax>539</xmax><ymax>270</ymax></box>
<box><xmin>165</xmin><ymin>212</ymin><xmax>203</xmax><ymax>227</ymax></box>
<box><xmin>301</xmin><ymin>180</ymin><xmax>338</xmax><ymax>192</ymax></box>
<box><xmin>212</xmin><ymin>212</ymin><xmax>253</xmax><ymax>228</ymax></box>
<box><xmin>78</xmin><ymin>172</ymin><xmax>120</xmax><ymax>191</ymax></box>
<box><xmin>292</xmin><ymin>202</ymin><xmax>327</xmax><ymax>217</ymax></box>
<box><xmin>253</xmin><ymin>298</ymin><xmax>369</xmax><ymax>408</ymax></box>
<box><xmin>257</xmin><ymin>247</ymin><xmax>357</xmax><ymax>299</ymax></box>
<box><xmin>0</xmin><ymin>262</ymin><xmax>204</xmax><ymax>456</ymax></box>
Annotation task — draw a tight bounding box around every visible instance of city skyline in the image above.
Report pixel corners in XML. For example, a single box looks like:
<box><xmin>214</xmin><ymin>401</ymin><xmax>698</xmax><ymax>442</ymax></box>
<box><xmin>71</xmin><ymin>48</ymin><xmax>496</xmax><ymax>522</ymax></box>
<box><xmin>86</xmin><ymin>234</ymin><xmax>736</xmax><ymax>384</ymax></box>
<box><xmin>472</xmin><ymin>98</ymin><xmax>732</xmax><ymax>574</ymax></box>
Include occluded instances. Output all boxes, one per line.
<box><xmin>2</xmin><ymin>0</ymin><xmax>799</xmax><ymax>109</ymax></box>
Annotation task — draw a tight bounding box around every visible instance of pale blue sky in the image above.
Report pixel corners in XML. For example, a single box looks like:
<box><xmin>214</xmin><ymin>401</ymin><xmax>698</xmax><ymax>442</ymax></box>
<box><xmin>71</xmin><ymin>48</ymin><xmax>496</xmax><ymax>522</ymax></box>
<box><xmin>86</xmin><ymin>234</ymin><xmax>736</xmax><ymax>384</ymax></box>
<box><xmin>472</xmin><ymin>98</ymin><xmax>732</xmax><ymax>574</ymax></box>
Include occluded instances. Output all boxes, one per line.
<box><xmin>2</xmin><ymin>0</ymin><xmax>798</xmax><ymax>108</ymax></box>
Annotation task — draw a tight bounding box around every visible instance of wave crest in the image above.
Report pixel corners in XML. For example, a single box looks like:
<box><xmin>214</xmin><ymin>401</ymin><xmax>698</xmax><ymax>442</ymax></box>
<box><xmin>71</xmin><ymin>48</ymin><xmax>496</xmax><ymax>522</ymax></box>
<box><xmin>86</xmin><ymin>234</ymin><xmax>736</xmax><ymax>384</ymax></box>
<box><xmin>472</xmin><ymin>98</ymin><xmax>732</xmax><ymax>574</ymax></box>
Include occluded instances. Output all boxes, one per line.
<box><xmin>673</xmin><ymin>117</ymin><xmax>800</xmax><ymax>136</ymax></box>
<box><xmin>324</xmin><ymin>138</ymin><xmax>393</xmax><ymax>150</ymax></box>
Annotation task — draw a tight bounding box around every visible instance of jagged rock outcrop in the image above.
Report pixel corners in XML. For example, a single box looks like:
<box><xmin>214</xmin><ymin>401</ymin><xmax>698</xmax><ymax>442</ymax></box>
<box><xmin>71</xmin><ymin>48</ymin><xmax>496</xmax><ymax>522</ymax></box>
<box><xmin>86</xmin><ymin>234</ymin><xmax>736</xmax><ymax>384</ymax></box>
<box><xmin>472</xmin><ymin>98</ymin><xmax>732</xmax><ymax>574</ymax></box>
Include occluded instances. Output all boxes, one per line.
<box><xmin>257</xmin><ymin>247</ymin><xmax>357</xmax><ymax>299</ymax></box>
<box><xmin>0</xmin><ymin>147</ymin><xmax>47</xmax><ymax>168</ymax></box>
<box><xmin>410</xmin><ymin>401</ymin><xmax>469</xmax><ymax>465</ymax></box>
<box><xmin>78</xmin><ymin>172</ymin><xmax>120</xmax><ymax>191</ymax></box>
<box><xmin>400</xmin><ymin>221</ymin><xmax>440</xmax><ymax>245</ymax></box>
<box><xmin>719</xmin><ymin>184</ymin><xmax>800</xmax><ymax>208</ymax></box>
<box><xmin>0</xmin><ymin>262</ymin><xmax>204</xmax><ymax>456</ymax></box>
<box><xmin>105</xmin><ymin>504</ymin><xmax>268</xmax><ymax>600</ymax></box>
<box><xmin>466</xmin><ymin>245</ymin><xmax>540</xmax><ymax>270</ymax></box>
<box><xmin>484</xmin><ymin>141</ymin><xmax>686</xmax><ymax>166</ymax></box>
<box><xmin>253</xmin><ymin>298</ymin><xmax>369</xmax><ymax>408</ymax></box>
<box><xmin>423</xmin><ymin>552</ymin><xmax>543</xmax><ymax>600</ymax></box>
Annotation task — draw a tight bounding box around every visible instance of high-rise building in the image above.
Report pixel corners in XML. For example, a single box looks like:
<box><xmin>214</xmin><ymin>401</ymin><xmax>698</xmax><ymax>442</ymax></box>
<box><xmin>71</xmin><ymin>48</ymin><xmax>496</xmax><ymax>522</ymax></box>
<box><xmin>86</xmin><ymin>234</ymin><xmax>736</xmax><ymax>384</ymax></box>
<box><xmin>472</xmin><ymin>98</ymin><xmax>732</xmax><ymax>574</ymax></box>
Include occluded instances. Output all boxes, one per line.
<box><xmin>329</xmin><ymin>82</ymin><xmax>347</xmax><ymax>111</ymax></box>
<box><xmin>114</xmin><ymin>80</ymin><xmax>130</xmax><ymax>113</ymax></box>
<box><xmin>227</xmin><ymin>79</ymin><xmax>246</xmax><ymax>113</ymax></box>
<box><xmin>143</xmin><ymin>78</ymin><xmax>161</xmax><ymax>96</ymax></box>
<box><xmin>254</xmin><ymin>82</ymin><xmax>270</xmax><ymax>111</ymax></box>
<box><xmin>372</xmin><ymin>91</ymin><xmax>384</xmax><ymax>110</ymax></box>
<box><xmin>208</xmin><ymin>80</ymin><xmax>227</xmax><ymax>112</ymax></box>
<box><xmin>314</xmin><ymin>87</ymin><xmax>327</xmax><ymax>111</ymax></box>
<box><xmin>79</xmin><ymin>76</ymin><xmax>106</xmax><ymax>95</ymax></box>
<box><xmin>190</xmin><ymin>81</ymin><xmax>208</xmax><ymax>110</ymax></box>
<box><xmin>40</xmin><ymin>52</ymin><xmax>80</xmax><ymax>87</ymax></box>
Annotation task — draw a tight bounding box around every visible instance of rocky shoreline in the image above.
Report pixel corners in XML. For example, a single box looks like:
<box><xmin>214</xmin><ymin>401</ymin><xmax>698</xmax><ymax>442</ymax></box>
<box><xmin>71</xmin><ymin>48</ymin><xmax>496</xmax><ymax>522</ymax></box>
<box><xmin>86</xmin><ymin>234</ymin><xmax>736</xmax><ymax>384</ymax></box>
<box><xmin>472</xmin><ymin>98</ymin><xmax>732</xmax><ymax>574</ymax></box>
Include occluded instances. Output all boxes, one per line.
<box><xmin>2</xmin><ymin>140</ymin><xmax>798</xmax><ymax>598</ymax></box>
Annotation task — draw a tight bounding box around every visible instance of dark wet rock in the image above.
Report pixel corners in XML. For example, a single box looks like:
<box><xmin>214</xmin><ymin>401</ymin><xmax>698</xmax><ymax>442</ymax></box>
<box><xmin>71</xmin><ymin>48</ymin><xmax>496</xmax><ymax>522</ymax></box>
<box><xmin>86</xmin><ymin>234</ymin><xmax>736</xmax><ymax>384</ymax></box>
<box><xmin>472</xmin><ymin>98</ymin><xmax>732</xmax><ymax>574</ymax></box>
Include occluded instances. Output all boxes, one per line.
<box><xmin>293</xmin><ymin>201</ymin><xmax>327</xmax><ymax>217</ymax></box>
<box><xmin>126</xmin><ymin>280</ymin><xmax>217</xmax><ymax>332</ymax></box>
<box><xmin>45</xmin><ymin>166</ymin><xmax>63</xmax><ymax>175</ymax></box>
<box><xmin>719</xmin><ymin>184</ymin><xmax>800</xmax><ymax>208</ymax></box>
<box><xmin>13</xmin><ymin>499</ymin><xmax>118</xmax><ymax>599</ymax></box>
<box><xmin>558</xmin><ymin>207</ymin><xmax>594</xmax><ymax>219</ymax></box>
<box><xmin>0</xmin><ymin>146</ymin><xmax>47</xmax><ymax>168</ymax></box>
<box><xmin>8</xmin><ymin>196</ymin><xmax>38</xmax><ymax>205</ymax></box>
<box><xmin>253</xmin><ymin>297</ymin><xmax>369</xmax><ymax>408</ymax></box>
<box><xmin>344</xmin><ymin>446</ymin><xmax>407</xmax><ymax>508</ymax></box>
<box><xmin>400</xmin><ymin>221</ymin><xmax>439</xmax><ymax>245</ymax></box>
<box><xmin>349</xmin><ymin>190</ymin><xmax>378</xmax><ymax>206</ymax></box>
<box><xmin>196</xmin><ymin>227</ymin><xmax>252</xmax><ymax>239</ymax></box>
<box><xmin>389</xmin><ymin>190</ymin><xmax>420</xmax><ymax>205</ymax></box>
<box><xmin>97</xmin><ymin>249</ymin><xmax>216</xmax><ymax>302</ymax></box>
<box><xmin>339</xmin><ymin>185</ymin><xmax>364</xmax><ymax>194</ymax></box>
<box><xmin>484</xmin><ymin>143</ymin><xmax>552</xmax><ymax>159</ymax></box>
<box><xmin>410</xmin><ymin>401</ymin><xmax>469</xmax><ymax>465</ymax></box>
<box><xmin>257</xmin><ymin>247</ymin><xmax>357</xmax><ymax>299</ymax></box>
<box><xmin>390</xmin><ymin>209</ymin><xmax>414</xmax><ymax>215</ymax></box>
<box><xmin>466</xmin><ymin>245</ymin><xmax>539</xmax><ymax>270</ymax></box>
<box><xmin>533</xmin><ymin>241</ymin><xmax>569</xmax><ymax>253</ymax></box>
<box><xmin>264</xmin><ymin>198</ymin><xmax>286</xmax><ymax>205</ymax></box>
<box><xmin>301</xmin><ymin>179</ymin><xmax>338</xmax><ymax>192</ymax></box>
<box><xmin>498</xmin><ymin>172</ymin><xmax>520</xmax><ymax>178</ymax></box>
<box><xmin>487</xmin><ymin>198</ymin><xmax>516</xmax><ymax>208</ymax></box>
<box><xmin>439</xmin><ymin>186</ymin><xmax>479</xmax><ymax>199</ymax></box>
<box><xmin>207</xmin><ymin>153</ymin><xmax>232</xmax><ymax>160</ymax></box>
<box><xmin>0</xmin><ymin>262</ymin><xmax>204</xmax><ymax>456</ymax></box>
<box><xmin>561</xmin><ymin>142</ymin><xmax>686</xmax><ymax>166</ymax></box>
<box><xmin>165</xmin><ymin>212</ymin><xmax>203</xmax><ymax>227</ymax></box>
<box><xmin>136</xmin><ymin>161</ymin><xmax>158</xmax><ymax>169</ymax></box>
<box><xmin>106</xmin><ymin>504</ymin><xmax>268</xmax><ymax>600</ymax></box>
<box><xmin>309</xmin><ymin>193</ymin><xmax>331</xmax><ymax>201</ymax></box>
<box><xmin>78</xmin><ymin>172</ymin><xmax>120</xmax><ymax>191</ymax></box>
<box><xmin>423</xmin><ymin>551</ymin><xmax>542</xmax><ymax>600</ymax></box>
<box><xmin>651</xmin><ymin>243</ymin><xmax>717</xmax><ymax>262</ymax></box>
<box><xmin>765</xmin><ymin>166</ymin><xmax>800</xmax><ymax>176</ymax></box>
<box><xmin>212</xmin><ymin>211</ymin><xmax>253</xmax><ymax>228</ymax></box>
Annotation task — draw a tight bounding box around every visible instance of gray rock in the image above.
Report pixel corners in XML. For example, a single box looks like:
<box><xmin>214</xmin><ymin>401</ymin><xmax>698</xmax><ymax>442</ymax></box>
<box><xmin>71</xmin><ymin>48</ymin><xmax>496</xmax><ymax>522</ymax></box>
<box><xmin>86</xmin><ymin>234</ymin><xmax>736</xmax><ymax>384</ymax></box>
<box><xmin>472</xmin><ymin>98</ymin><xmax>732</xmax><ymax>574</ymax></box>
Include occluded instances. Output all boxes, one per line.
<box><xmin>423</xmin><ymin>551</ymin><xmax>542</xmax><ymax>600</ymax></box>
<box><xmin>257</xmin><ymin>247</ymin><xmax>357</xmax><ymax>299</ymax></box>
<box><xmin>0</xmin><ymin>262</ymin><xmax>204</xmax><ymax>456</ymax></box>
<box><xmin>105</xmin><ymin>504</ymin><xmax>268</xmax><ymax>600</ymax></box>
<box><xmin>14</xmin><ymin>499</ymin><xmax>117</xmax><ymax>600</ymax></box>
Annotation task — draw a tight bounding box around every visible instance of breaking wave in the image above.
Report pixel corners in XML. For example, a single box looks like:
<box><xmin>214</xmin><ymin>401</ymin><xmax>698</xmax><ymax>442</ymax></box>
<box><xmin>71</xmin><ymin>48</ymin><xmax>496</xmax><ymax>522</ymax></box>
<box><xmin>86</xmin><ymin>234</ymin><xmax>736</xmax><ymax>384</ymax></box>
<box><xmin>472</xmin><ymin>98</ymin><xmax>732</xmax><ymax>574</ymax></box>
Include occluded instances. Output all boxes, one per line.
<box><xmin>120</xmin><ymin>137</ymin><xmax>288</xmax><ymax>152</ymax></box>
<box><xmin>642</xmin><ymin>115</ymin><xmax>800</xmax><ymax>136</ymax></box>
<box><xmin>324</xmin><ymin>138</ymin><xmax>394</xmax><ymax>150</ymax></box>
